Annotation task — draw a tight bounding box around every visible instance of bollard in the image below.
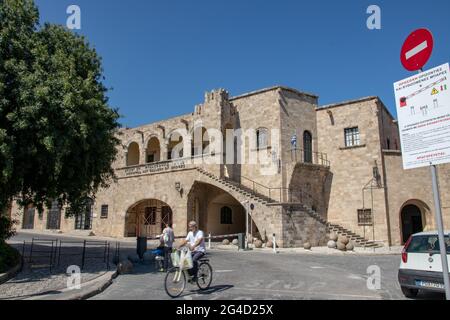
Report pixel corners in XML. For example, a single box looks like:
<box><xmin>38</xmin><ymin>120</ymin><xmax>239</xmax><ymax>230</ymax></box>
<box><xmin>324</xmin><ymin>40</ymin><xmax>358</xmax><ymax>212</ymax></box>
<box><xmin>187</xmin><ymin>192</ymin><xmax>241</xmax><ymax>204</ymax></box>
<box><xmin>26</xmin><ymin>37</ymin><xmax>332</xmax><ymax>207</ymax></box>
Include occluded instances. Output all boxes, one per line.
<box><xmin>238</xmin><ymin>233</ymin><xmax>245</xmax><ymax>250</ymax></box>
<box><xmin>208</xmin><ymin>233</ymin><xmax>211</xmax><ymax>250</ymax></box>
<box><xmin>272</xmin><ymin>233</ymin><xmax>276</xmax><ymax>253</ymax></box>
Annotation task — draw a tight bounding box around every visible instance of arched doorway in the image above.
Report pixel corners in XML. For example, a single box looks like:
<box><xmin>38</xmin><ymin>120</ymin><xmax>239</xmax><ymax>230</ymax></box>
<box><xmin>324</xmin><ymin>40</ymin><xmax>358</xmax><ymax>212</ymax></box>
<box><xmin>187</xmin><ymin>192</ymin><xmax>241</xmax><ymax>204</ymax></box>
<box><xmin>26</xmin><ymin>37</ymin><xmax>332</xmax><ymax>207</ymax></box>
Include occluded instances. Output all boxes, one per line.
<box><xmin>303</xmin><ymin>131</ymin><xmax>312</xmax><ymax>163</ymax></box>
<box><xmin>125</xmin><ymin>199</ymin><xmax>173</xmax><ymax>238</ymax></box>
<box><xmin>187</xmin><ymin>181</ymin><xmax>260</xmax><ymax>239</ymax></box>
<box><xmin>401</xmin><ymin>204</ymin><xmax>424</xmax><ymax>244</ymax></box>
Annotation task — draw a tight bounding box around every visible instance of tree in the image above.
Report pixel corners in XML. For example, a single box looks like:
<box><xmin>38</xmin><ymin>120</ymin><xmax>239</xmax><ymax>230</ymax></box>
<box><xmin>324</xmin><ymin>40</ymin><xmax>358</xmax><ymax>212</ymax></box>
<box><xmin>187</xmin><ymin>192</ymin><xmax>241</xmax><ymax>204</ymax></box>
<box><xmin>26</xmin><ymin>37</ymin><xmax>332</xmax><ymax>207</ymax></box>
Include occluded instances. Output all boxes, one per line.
<box><xmin>0</xmin><ymin>0</ymin><xmax>121</xmax><ymax>237</ymax></box>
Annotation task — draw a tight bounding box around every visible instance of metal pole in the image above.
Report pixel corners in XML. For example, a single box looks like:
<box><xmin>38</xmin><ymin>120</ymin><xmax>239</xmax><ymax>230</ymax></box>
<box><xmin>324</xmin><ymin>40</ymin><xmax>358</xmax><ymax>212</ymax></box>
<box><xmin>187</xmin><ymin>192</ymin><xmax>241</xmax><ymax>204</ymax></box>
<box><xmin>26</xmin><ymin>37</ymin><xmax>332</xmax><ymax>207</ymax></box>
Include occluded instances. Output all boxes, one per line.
<box><xmin>371</xmin><ymin>185</ymin><xmax>375</xmax><ymax>252</ymax></box>
<box><xmin>362</xmin><ymin>188</ymin><xmax>366</xmax><ymax>249</ymax></box>
<box><xmin>242</xmin><ymin>200</ymin><xmax>249</xmax><ymax>250</ymax></box>
<box><xmin>430</xmin><ymin>164</ymin><xmax>450</xmax><ymax>300</ymax></box>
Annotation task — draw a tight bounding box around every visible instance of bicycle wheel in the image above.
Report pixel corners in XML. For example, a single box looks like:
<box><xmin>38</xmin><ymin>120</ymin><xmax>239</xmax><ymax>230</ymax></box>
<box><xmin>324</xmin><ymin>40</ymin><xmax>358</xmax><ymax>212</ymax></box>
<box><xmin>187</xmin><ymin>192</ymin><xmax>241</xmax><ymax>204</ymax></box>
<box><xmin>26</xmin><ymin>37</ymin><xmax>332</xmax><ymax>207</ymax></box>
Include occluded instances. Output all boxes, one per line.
<box><xmin>196</xmin><ymin>262</ymin><xmax>213</xmax><ymax>290</ymax></box>
<box><xmin>164</xmin><ymin>267</ymin><xmax>186</xmax><ymax>298</ymax></box>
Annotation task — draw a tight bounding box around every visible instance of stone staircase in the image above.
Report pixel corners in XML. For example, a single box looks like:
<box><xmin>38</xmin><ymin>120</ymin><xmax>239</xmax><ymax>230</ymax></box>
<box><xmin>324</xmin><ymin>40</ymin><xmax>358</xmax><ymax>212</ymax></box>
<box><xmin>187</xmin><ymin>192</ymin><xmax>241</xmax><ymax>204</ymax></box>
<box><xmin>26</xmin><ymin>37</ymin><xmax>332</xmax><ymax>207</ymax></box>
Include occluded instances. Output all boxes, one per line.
<box><xmin>196</xmin><ymin>168</ymin><xmax>275</xmax><ymax>205</ymax></box>
<box><xmin>196</xmin><ymin>167</ymin><xmax>382</xmax><ymax>248</ymax></box>
<box><xmin>300</xmin><ymin>204</ymin><xmax>382</xmax><ymax>248</ymax></box>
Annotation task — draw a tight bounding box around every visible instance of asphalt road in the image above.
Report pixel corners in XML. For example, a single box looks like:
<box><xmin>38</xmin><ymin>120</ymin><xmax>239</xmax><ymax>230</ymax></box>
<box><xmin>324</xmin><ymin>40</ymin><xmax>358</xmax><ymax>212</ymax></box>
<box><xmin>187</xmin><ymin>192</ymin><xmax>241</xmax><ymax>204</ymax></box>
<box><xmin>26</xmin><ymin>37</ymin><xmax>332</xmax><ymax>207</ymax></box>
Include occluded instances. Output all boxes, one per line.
<box><xmin>9</xmin><ymin>232</ymin><xmax>444</xmax><ymax>300</ymax></box>
<box><xmin>92</xmin><ymin>250</ymin><xmax>443</xmax><ymax>300</ymax></box>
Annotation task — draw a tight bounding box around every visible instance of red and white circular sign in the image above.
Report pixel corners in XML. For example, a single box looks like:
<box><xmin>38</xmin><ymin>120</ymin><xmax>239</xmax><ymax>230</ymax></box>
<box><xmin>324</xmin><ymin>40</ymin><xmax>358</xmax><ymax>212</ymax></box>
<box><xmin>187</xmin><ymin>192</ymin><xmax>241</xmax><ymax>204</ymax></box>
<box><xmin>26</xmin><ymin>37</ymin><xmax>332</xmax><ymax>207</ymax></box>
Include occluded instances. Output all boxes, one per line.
<box><xmin>400</xmin><ymin>28</ymin><xmax>434</xmax><ymax>71</ymax></box>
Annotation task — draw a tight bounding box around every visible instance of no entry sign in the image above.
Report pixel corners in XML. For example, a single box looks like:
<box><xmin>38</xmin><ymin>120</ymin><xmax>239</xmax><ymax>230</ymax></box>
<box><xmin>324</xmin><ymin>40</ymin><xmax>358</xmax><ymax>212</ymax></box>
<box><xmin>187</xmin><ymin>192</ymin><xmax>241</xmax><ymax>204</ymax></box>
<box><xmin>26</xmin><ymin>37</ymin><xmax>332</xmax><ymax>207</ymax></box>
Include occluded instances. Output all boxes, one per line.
<box><xmin>400</xmin><ymin>28</ymin><xmax>434</xmax><ymax>71</ymax></box>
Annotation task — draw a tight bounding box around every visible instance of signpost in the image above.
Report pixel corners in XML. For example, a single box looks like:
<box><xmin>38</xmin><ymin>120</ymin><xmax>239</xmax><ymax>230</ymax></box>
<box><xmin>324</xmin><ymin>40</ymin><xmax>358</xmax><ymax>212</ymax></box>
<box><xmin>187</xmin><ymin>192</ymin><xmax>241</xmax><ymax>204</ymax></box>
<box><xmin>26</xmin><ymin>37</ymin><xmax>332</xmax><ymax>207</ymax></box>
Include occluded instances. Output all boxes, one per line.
<box><xmin>394</xmin><ymin>29</ymin><xmax>450</xmax><ymax>300</ymax></box>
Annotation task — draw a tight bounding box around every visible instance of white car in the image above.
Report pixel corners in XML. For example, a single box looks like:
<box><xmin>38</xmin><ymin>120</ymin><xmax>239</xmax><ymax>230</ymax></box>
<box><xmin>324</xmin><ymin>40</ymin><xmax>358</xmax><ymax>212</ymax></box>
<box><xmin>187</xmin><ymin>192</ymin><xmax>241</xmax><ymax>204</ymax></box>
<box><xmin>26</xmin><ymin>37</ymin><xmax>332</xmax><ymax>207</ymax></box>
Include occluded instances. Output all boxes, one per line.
<box><xmin>398</xmin><ymin>231</ymin><xmax>450</xmax><ymax>298</ymax></box>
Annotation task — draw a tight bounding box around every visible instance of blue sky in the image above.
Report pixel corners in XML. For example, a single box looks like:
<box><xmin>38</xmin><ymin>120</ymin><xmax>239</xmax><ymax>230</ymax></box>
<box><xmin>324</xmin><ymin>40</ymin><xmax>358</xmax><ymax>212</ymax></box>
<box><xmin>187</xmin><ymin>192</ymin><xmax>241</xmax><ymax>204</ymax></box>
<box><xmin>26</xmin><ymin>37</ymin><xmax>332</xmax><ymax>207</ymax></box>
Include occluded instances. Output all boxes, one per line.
<box><xmin>34</xmin><ymin>0</ymin><xmax>450</xmax><ymax>128</ymax></box>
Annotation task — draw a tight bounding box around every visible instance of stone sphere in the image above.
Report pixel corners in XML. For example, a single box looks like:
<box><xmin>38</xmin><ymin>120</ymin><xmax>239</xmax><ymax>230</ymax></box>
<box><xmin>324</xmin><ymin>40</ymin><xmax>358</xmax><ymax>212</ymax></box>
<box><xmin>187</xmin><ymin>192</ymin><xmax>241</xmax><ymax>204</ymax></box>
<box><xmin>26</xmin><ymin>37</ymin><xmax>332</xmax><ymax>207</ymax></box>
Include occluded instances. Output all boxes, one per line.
<box><xmin>222</xmin><ymin>239</ymin><xmax>230</xmax><ymax>245</ymax></box>
<box><xmin>336</xmin><ymin>242</ymin><xmax>347</xmax><ymax>251</ymax></box>
<box><xmin>303</xmin><ymin>242</ymin><xmax>312</xmax><ymax>250</ymax></box>
<box><xmin>266</xmin><ymin>240</ymin><xmax>276</xmax><ymax>248</ymax></box>
<box><xmin>118</xmin><ymin>260</ymin><xmax>133</xmax><ymax>274</ymax></box>
<box><xmin>254</xmin><ymin>240</ymin><xmax>263</xmax><ymax>248</ymax></box>
<box><xmin>232</xmin><ymin>239</ymin><xmax>239</xmax><ymax>246</ymax></box>
<box><xmin>346</xmin><ymin>242</ymin><xmax>355</xmax><ymax>251</ymax></box>
<box><xmin>338</xmin><ymin>236</ymin><xmax>349</xmax><ymax>245</ymax></box>
<box><xmin>327</xmin><ymin>240</ymin><xmax>337</xmax><ymax>249</ymax></box>
<box><xmin>329</xmin><ymin>232</ymin><xmax>338</xmax><ymax>241</ymax></box>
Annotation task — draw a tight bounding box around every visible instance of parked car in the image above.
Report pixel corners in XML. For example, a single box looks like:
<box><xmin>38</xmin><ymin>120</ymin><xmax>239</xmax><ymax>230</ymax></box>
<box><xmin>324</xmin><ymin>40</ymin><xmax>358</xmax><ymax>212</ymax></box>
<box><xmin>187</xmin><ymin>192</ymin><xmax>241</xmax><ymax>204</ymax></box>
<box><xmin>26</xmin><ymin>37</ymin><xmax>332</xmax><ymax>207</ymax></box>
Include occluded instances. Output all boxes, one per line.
<box><xmin>398</xmin><ymin>231</ymin><xmax>450</xmax><ymax>298</ymax></box>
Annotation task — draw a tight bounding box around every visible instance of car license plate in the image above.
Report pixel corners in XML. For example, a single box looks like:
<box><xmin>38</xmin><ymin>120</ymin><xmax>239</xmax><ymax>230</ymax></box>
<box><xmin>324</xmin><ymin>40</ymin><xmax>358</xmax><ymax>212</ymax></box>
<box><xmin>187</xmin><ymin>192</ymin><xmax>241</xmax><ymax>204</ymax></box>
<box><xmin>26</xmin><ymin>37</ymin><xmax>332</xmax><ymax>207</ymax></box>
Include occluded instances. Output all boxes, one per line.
<box><xmin>415</xmin><ymin>280</ymin><xmax>445</xmax><ymax>289</ymax></box>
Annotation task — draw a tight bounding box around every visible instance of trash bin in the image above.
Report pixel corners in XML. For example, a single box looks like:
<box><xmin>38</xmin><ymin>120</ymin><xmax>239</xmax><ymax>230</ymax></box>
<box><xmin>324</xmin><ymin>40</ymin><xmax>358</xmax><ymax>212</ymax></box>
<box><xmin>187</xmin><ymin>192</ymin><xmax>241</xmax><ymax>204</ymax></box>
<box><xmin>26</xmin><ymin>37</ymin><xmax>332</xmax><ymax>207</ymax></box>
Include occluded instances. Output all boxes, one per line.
<box><xmin>237</xmin><ymin>233</ymin><xmax>245</xmax><ymax>250</ymax></box>
<box><xmin>136</xmin><ymin>236</ymin><xmax>147</xmax><ymax>259</ymax></box>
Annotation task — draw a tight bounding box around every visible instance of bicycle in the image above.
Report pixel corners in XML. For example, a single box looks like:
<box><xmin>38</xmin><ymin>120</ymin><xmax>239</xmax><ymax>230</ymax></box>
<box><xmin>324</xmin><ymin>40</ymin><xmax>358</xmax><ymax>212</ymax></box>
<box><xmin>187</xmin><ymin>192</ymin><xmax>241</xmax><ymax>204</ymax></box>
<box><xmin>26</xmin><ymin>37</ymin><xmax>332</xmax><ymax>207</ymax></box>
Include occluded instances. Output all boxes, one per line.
<box><xmin>164</xmin><ymin>248</ymin><xmax>213</xmax><ymax>298</ymax></box>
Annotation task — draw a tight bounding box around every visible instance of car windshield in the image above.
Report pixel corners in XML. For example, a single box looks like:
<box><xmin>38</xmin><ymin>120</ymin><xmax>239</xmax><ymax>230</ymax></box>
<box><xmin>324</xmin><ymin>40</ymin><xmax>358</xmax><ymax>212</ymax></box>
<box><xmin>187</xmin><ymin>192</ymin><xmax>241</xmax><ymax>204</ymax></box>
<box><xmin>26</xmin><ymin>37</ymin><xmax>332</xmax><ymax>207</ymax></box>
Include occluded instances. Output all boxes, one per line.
<box><xmin>407</xmin><ymin>235</ymin><xmax>450</xmax><ymax>254</ymax></box>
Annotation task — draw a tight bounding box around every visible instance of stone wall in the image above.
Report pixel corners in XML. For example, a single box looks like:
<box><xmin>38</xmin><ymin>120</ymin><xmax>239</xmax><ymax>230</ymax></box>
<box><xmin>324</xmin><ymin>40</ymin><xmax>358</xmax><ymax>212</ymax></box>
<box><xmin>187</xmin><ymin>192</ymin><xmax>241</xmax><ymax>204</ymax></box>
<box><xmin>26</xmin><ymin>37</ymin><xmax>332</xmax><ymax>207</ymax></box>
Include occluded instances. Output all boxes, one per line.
<box><xmin>383</xmin><ymin>151</ymin><xmax>450</xmax><ymax>245</ymax></box>
<box><xmin>317</xmin><ymin>97</ymin><xmax>389</xmax><ymax>243</ymax></box>
<box><xmin>282</xmin><ymin>207</ymin><xmax>328</xmax><ymax>247</ymax></box>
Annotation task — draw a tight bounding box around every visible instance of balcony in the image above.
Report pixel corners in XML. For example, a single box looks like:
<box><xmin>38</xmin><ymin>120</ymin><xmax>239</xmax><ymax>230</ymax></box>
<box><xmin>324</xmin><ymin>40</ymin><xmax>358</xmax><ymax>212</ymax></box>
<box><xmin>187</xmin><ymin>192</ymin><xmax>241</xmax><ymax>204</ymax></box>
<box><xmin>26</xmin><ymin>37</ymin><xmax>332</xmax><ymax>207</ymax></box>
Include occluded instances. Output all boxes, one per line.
<box><xmin>116</xmin><ymin>153</ymin><xmax>220</xmax><ymax>179</ymax></box>
<box><xmin>289</xmin><ymin>148</ymin><xmax>330</xmax><ymax>167</ymax></box>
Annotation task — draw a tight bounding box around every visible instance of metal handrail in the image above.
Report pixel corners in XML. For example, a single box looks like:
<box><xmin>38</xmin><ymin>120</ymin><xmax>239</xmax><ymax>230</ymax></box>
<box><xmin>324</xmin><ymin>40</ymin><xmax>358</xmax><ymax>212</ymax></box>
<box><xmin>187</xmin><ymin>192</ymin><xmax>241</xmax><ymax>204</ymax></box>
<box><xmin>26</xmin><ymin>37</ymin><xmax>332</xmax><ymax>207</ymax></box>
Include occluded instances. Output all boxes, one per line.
<box><xmin>290</xmin><ymin>148</ymin><xmax>330</xmax><ymax>167</ymax></box>
<box><xmin>225</xmin><ymin>175</ymin><xmax>317</xmax><ymax>205</ymax></box>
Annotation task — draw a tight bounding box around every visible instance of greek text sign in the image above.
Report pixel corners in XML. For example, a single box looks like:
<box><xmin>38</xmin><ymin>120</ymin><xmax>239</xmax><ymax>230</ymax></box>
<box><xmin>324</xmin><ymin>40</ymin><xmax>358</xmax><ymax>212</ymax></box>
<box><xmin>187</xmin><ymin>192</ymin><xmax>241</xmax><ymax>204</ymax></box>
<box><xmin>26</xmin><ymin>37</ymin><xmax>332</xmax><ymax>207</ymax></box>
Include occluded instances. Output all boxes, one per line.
<box><xmin>394</xmin><ymin>63</ymin><xmax>450</xmax><ymax>169</ymax></box>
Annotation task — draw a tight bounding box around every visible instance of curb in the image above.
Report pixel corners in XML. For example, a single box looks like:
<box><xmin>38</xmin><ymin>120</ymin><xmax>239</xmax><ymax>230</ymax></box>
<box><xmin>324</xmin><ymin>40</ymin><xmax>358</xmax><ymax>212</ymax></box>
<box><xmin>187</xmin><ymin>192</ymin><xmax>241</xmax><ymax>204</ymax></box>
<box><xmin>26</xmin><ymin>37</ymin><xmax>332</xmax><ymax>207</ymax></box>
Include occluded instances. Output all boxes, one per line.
<box><xmin>0</xmin><ymin>261</ymin><xmax>22</xmax><ymax>286</ymax></box>
<box><xmin>211</xmin><ymin>246</ymin><xmax>401</xmax><ymax>256</ymax></box>
<box><xmin>24</xmin><ymin>269</ymin><xmax>118</xmax><ymax>300</ymax></box>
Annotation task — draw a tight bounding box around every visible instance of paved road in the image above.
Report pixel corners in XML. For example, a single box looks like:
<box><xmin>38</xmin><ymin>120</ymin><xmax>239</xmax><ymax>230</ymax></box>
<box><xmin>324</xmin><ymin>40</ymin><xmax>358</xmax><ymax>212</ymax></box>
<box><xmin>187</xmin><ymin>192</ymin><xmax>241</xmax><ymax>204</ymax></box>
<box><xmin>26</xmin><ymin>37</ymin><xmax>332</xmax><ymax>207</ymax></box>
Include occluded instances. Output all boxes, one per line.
<box><xmin>92</xmin><ymin>249</ymin><xmax>444</xmax><ymax>300</ymax></box>
<box><xmin>9</xmin><ymin>232</ymin><xmax>444</xmax><ymax>300</ymax></box>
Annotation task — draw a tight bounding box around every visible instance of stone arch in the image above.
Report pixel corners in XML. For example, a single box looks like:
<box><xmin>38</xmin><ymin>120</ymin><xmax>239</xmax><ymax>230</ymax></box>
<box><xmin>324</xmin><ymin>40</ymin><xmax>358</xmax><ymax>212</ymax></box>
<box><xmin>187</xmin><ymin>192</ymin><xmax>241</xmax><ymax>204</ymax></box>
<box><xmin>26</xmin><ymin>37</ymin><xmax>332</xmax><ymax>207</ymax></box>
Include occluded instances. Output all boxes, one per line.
<box><xmin>399</xmin><ymin>199</ymin><xmax>432</xmax><ymax>244</ymax></box>
<box><xmin>145</xmin><ymin>135</ymin><xmax>161</xmax><ymax>163</ymax></box>
<box><xmin>167</xmin><ymin>129</ymin><xmax>188</xmax><ymax>160</ymax></box>
<box><xmin>187</xmin><ymin>181</ymin><xmax>261</xmax><ymax>239</ymax></box>
<box><xmin>126</xmin><ymin>141</ymin><xmax>140</xmax><ymax>166</ymax></box>
<box><xmin>191</xmin><ymin>126</ymin><xmax>210</xmax><ymax>156</ymax></box>
<box><xmin>124</xmin><ymin>199</ymin><xmax>173</xmax><ymax>238</ymax></box>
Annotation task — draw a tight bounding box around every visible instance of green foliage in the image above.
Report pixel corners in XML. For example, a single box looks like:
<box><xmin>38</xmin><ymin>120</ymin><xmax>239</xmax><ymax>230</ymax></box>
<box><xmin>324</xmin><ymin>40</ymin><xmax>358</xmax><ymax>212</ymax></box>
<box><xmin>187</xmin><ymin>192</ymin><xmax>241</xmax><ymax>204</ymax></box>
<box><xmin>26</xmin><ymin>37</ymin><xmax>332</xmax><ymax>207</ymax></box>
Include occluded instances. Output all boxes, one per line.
<box><xmin>0</xmin><ymin>0</ymin><xmax>121</xmax><ymax>226</ymax></box>
<box><xmin>0</xmin><ymin>241</ymin><xmax>20</xmax><ymax>273</ymax></box>
<box><xmin>0</xmin><ymin>215</ymin><xmax>16</xmax><ymax>241</ymax></box>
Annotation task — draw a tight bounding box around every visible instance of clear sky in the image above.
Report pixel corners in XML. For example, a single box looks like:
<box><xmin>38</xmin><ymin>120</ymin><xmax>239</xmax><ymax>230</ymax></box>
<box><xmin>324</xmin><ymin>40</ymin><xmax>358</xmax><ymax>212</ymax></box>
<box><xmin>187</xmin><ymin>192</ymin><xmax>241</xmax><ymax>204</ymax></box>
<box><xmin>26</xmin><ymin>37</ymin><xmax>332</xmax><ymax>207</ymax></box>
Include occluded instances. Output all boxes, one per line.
<box><xmin>34</xmin><ymin>0</ymin><xmax>450</xmax><ymax>128</ymax></box>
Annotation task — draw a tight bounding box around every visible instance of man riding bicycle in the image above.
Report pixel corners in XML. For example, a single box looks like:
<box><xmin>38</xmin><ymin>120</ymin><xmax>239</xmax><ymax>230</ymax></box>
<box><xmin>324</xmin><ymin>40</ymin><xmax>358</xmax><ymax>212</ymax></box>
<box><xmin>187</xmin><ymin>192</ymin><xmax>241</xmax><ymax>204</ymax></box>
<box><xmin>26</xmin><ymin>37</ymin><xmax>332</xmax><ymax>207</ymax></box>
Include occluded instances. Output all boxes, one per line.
<box><xmin>178</xmin><ymin>221</ymin><xmax>206</xmax><ymax>282</ymax></box>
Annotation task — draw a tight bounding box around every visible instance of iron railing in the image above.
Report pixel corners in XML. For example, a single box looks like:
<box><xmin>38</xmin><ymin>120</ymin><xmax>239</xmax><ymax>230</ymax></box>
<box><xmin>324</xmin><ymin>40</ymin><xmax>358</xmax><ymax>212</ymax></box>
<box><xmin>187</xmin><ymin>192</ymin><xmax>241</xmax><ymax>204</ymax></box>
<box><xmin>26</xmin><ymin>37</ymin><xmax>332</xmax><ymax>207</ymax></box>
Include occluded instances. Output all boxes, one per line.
<box><xmin>289</xmin><ymin>148</ymin><xmax>330</xmax><ymax>167</ymax></box>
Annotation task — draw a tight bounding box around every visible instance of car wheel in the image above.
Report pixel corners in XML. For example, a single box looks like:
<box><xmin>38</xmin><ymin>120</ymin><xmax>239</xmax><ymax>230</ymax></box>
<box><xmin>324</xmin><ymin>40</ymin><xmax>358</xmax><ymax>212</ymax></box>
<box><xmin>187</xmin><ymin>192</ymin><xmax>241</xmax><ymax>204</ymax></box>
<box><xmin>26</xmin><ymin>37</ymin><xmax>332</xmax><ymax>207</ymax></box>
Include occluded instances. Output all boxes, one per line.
<box><xmin>401</xmin><ymin>287</ymin><xmax>419</xmax><ymax>298</ymax></box>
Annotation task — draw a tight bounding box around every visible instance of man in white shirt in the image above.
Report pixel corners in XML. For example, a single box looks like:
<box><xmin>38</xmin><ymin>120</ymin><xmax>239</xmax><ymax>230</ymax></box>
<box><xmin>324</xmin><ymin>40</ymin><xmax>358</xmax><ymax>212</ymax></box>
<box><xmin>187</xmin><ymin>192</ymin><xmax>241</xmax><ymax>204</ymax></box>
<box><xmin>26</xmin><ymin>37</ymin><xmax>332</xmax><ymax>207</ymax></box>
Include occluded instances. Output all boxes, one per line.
<box><xmin>178</xmin><ymin>221</ymin><xmax>206</xmax><ymax>281</ymax></box>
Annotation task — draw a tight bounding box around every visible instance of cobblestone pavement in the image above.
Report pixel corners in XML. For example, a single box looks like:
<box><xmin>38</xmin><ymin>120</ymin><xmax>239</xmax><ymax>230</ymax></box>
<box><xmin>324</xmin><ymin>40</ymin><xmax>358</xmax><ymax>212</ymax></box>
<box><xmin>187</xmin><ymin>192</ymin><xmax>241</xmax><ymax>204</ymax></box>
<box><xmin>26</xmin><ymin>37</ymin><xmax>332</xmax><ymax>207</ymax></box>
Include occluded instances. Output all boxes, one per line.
<box><xmin>1</xmin><ymin>237</ymin><xmax>116</xmax><ymax>300</ymax></box>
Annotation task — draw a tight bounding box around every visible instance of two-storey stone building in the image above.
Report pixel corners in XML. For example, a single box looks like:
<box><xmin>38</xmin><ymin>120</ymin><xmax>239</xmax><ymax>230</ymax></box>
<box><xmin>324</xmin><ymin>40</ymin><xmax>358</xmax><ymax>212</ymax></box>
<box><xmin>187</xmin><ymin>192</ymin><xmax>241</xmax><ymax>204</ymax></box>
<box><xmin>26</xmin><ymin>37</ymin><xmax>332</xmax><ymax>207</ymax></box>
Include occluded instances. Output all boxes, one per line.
<box><xmin>12</xmin><ymin>86</ymin><xmax>450</xmax><ymax>247</ymax></box>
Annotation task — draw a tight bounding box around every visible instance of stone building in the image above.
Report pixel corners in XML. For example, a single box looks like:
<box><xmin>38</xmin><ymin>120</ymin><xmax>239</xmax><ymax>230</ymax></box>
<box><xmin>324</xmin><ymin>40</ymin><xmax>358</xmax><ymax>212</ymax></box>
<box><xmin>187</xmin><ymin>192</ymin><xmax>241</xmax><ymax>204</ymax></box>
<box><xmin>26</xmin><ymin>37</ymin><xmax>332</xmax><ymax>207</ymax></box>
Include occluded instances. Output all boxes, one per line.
<box><xmin>11</xmin><ymin>86</ymin><xmax>450</xmax><ymax>247</ymax></box>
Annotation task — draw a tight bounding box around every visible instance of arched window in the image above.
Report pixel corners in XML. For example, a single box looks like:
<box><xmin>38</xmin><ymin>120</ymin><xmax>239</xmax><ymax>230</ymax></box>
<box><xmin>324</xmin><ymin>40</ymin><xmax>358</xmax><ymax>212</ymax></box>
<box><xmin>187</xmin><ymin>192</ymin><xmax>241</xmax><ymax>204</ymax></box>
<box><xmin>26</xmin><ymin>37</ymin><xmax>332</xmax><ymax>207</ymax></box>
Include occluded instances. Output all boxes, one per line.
<box><xmin>146</xmin><ymin>137</ymin><xmax>161</xmax><ymax>163</ymax></box>
<box><xmin>303</xmin><ymin>131</ymin><xmax>312</xmax><ymax>163</ymax></box>
<box><xmin>126</xmin><ymin>142</ymin><xmax>140</xmax><ymax>166</ymax></box>
<box><xmin>167</xmin><ymin>132</ymin><xmax>184</xmax><ymax>160</ymax></box>
<box><xmin>220</xmin><ymin>206</ymin><xmax>232</xmax><ymax>225</ymax></box>
<box><xmin>256</xmin><ymin>128</ymin><xmax>268</xmax><ymax>150</ymax></box>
